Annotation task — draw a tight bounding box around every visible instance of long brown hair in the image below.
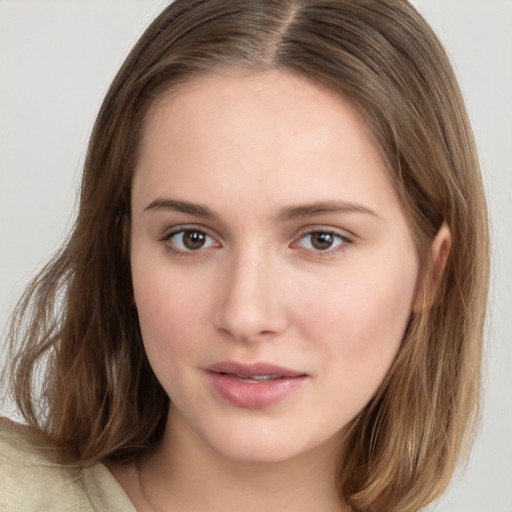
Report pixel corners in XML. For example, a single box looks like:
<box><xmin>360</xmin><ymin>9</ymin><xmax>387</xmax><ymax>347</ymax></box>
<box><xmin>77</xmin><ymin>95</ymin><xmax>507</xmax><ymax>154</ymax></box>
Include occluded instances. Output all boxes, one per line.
<box><xmin>3</xmin><ymin>1</ymin><xmax>489</xmax><ymax>510</ymax></box>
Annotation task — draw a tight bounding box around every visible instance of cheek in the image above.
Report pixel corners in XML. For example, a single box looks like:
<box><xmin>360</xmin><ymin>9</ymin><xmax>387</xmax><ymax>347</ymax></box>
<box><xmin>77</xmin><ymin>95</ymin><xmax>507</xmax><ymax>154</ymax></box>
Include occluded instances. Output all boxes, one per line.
<box><xmin>131</xmin><ymin>262</ymin><xmax>212</xmax><ymax>378</ymax></box>
<box><xmin>297</xmin><ymin>252</ymin><xmax>418</xmax><ymax>387</ymax></box>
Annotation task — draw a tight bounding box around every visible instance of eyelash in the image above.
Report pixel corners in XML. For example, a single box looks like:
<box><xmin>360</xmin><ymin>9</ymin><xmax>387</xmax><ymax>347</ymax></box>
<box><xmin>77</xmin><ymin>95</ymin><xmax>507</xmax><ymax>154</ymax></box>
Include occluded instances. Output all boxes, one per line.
<box><xmin>160</xmin><ymin>226</ymin><xmax>219</xmax><ymax>257</ymax></box>
<box><xmin>294</xmin><ymin>229</ymin><xmax>352</xmax><ymax>256</ymax></box>
<box><xmin>159</xmin><ymin>226</ymin><xmax>353</xmax><ymax>258</ymax></box>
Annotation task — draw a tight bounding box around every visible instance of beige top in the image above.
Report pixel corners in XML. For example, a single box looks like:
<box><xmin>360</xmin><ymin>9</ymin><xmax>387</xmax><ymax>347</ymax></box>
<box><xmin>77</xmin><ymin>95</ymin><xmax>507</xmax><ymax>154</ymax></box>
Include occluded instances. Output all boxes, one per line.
<box><xmin>0</xmin><ymin>417</ymin><xmax>136</xmax><ymax>511</ymax></box>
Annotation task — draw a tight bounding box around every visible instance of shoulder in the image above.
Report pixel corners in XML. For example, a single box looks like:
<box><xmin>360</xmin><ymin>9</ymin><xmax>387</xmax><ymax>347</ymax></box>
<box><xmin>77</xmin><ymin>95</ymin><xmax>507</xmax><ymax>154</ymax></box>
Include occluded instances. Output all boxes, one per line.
<box><xmin>0</xmin><ymin>416</ymin><xmax>70</xmax><ymax>465</ymax></box>
<box><xmin>0</xmin><ymin>417</ymin><xmax>87</xmax><ymax>510</ymax></box>
<box><xmin>0</xmin><ymin>417</ymin><xmax>135</xmax><ymax>511</ymax></box>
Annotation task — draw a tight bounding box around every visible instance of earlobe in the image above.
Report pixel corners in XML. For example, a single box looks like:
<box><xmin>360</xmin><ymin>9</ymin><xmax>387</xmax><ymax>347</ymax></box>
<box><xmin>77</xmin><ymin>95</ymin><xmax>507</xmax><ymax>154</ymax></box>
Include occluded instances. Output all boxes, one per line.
<box><xmin>413</xmin><ymin>222</ymin><xmax>452</xmax><ymax>314</ymax></box>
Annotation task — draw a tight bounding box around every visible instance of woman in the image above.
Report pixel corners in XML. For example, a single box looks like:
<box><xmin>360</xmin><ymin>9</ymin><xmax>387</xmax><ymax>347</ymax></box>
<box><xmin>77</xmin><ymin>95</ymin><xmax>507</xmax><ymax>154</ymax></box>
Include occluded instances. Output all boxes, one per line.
<box><xmin>0</xmin><ymin>1</ymin><xmax>489</xmax><ymax>511</ymax></box>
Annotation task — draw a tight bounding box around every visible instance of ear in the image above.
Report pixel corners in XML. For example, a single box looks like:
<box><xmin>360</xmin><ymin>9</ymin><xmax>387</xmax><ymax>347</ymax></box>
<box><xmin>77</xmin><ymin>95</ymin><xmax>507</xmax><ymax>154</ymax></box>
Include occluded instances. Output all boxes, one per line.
<box><xmin>413</xmin><ymin>222</ymin><xmax>452</xmax><ymax>313</ymax></box>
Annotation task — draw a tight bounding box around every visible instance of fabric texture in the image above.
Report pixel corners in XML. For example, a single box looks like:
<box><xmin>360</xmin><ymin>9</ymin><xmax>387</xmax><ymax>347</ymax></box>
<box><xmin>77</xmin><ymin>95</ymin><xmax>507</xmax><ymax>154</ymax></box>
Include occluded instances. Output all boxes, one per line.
<box><xmin>0</xmin><ymin>417</ymin><xmax>136</xmax><ymax>511</ymax></box>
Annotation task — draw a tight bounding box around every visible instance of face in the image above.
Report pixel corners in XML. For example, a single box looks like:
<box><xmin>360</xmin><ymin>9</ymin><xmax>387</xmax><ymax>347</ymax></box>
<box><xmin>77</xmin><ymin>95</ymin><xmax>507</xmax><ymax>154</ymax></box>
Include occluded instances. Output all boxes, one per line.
<box><xmin>130</xmin><ymin>70</ymin><xmax>421</xmax><ymax>464</ymax></box>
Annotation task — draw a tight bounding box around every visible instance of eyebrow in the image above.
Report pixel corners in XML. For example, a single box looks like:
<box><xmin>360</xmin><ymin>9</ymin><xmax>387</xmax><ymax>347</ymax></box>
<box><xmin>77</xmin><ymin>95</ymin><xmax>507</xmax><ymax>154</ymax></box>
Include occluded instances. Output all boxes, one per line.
<box><xmin>278</xmin><ymin>200</ymin><xmax>379</xmax><ymax>220</ymax></box>
<box><xmin>144</xmin><ymin>198</ymin><xmax>215</xmax><ymax>217</ymax></box>
<box><xmin>144</xmin><ymin>197</ymin><xmax>378</xmax><ymax>220</ymax></box>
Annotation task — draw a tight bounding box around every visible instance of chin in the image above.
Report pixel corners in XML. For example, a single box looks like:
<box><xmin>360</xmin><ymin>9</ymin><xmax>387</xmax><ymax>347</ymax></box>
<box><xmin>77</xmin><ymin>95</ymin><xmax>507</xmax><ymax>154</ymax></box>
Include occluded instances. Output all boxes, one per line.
<box><xmin>212</xmin><ymin>436</ymin><xmax>308</xmax><ymax>464</ymax></box>
<box><xmin>196</xmin><ymin>416</ymin><xmax>342</xmax><ymax>466</ymax></box>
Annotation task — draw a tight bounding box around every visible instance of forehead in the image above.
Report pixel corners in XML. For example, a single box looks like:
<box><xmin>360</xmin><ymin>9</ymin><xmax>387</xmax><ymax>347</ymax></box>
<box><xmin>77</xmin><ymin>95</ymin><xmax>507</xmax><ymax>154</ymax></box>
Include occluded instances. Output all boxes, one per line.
<box><xmin>133</xmin><ymin>70</ymin><xmax>400</xmax><ymax>219</ymax></box>
<box><xmin>143</xmin><ymin>69</ymin><xmax>376</xmax><ymax>151</ymax></box>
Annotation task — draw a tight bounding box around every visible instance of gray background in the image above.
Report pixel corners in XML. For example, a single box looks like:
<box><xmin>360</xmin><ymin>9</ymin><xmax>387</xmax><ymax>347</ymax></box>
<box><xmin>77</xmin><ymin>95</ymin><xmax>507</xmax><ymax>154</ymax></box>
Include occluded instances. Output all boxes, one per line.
<box><xmin>1</xmin><ymin>1</ymin><xmax>511</xmax><ymax>510</ymax></box>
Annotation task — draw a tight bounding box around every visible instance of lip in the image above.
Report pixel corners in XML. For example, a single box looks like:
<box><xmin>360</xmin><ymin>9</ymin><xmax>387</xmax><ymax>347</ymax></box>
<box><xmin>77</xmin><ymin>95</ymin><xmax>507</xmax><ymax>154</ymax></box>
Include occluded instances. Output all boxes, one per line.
<box><xmin>205</xmin><ymin>361</ymin><xmax>308</xmax><ymax>409</ymax></box>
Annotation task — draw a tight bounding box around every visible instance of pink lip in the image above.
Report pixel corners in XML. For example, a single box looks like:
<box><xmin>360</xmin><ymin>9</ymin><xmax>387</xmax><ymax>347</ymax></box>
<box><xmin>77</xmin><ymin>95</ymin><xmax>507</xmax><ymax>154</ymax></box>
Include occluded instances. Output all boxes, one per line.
<box><xmin>205</xmin><ymin>361</ymin><xmax>308</xmax><ymax>409</ymax></box>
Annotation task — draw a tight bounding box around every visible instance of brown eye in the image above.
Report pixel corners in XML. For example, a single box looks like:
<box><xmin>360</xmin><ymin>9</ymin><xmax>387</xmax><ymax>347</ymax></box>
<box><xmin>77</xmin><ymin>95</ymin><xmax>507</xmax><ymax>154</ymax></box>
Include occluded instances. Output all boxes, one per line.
<box><xmin>297</xmin><ymin>230</ymin><xmax>348</xmax><ymax>253</ymax></box>
<box><xmin>166</xmin><ymin>229</ymin><xmax>217</xmax><ymax>253</ymax></box>
<box><xmin>310</xmin><ymin>232</ymin><xmax>335</xmax><ymax>250</ymax></box>
<box><xmin>182</xmin><ymin>231</ymin><xmax>206</xmax><ymax>250</ymax></box>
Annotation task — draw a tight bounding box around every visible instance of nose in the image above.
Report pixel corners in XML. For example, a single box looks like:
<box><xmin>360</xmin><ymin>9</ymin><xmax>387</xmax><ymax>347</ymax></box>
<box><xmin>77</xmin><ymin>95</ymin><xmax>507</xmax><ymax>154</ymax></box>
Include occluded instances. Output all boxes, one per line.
<box><xmin>213</xmin><ymin>249</ymin><xmax>288</xmax><ymax>342</ymax></box>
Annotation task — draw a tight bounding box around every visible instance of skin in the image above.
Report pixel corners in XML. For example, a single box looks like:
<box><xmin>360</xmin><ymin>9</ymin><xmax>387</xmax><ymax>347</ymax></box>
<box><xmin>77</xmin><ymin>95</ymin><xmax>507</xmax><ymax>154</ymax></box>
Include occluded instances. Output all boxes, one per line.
<box><xmin>110</xmin><ymin>70</ymin><xmax>449</xmax><ymax>512</ymax></box>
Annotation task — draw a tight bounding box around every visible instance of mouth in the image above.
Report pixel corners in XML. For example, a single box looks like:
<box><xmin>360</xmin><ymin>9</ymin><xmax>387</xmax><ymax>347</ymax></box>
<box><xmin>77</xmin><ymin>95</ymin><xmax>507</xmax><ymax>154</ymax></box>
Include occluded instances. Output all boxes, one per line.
<box><xmin>233</xmin><ymin>375</ymin><xmax>283</xmax><ymax>382</ymax></box>
<box><xmin>205</xmin><ymin>361</ymin><xmax>308</xmax><ymax>409</ymax></box>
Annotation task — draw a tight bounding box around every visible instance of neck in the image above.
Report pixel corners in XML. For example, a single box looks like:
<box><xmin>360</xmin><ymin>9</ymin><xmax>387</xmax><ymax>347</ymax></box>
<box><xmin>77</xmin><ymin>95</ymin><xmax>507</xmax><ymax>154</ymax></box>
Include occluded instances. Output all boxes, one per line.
<box><xmin>137</xmin><ymin>407</ymin><xmax>348</xmax><ymax>512</ymax></box>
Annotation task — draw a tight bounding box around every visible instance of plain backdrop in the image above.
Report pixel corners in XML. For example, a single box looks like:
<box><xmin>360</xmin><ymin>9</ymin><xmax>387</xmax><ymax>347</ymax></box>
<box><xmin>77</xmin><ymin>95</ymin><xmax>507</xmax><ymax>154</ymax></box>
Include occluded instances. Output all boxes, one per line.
<box><xmin>1</xmin><ymin>1</ymin><xmax>511</xmax><ymax>510</ymax></box>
